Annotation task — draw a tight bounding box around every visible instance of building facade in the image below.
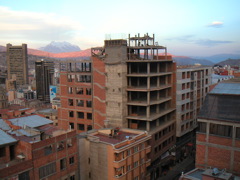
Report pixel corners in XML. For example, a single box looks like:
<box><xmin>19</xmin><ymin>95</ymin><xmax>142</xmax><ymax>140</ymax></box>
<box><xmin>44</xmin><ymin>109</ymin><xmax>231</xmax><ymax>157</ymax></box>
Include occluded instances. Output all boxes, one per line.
<box><xmin>0</xmin><ymin>115</ymin><xmax>78</xmax><ymax>180</ymax></box>
<box><xmin>6</xmin><ymin>44</ymin><xmax>28</xmax><ymax>87</ymax></box>
<box><xmin>196</xmin><ymin>80</ymin><xmax>240</xmax><ymax>175</ymax></box>
<box><xmin>92</xmin><ymin>34</ymin><xmax>176</xmax><ymax>178</ymax></box>
<box><xmin>79</xmin><ymin>128</ymin><xmax>151</xmax><ymax>180</ymax></box>
<box><xmin>175</xmin><ymin>66</ymin><xmax>211</xmax><ymax>160</ymax></box>
<box><xmin>35</xmin><ymin>60</ymin><xmax>54</xmax><ymax>103</ymax></box>
<box><xmin>57</xmin><ymin>61</ymin><xmax>93</xmax><ymax>133</ymax></box>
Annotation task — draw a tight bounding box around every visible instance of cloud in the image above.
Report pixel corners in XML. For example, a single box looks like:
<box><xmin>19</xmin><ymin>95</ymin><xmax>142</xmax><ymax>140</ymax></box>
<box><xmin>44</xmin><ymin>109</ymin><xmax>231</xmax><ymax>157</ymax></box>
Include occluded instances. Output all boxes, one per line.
<box><xmin>195</xmin><ymin>39</ymin><xmax>233</xmax><ymax>46</ymax></box>
<box><xmin>207</xmin><ymin>21</ymin><xmax>223</xmax><ymax>28</ymax></box>
<box><xmin>0</xmin><ymin>6</ymin><xmax>83</xmax><ymax>47</ymax></box>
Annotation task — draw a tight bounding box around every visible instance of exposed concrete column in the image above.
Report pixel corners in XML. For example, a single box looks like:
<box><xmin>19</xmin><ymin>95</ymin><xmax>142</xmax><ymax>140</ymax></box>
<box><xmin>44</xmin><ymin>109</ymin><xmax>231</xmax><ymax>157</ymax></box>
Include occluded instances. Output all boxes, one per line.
<box><xmin>147</xmin><ymin>77</ymin><xmax>150</xmax><ymax>89</ymax></box>
<box><xmin>230</xmin><ymin>126</ymin><xmax>236</xmax><ymax>171</ymax></box>
<box><xmin>156</xmin><ymin>118</ymin><xmax>159</xmax><ymax>126</ymax></box>
<box><xmin>147</xmin><ymin>91</ymin><xmax>150</xmax><ymax>104</ymax></box>
<box><xmin>204</xmin><ymin>122</ymin><xmax>210</xmax><ymax>168</ymax></box>
<box><xmin>147</xmin><ymin>106</ymin><xmax>150</xmax><ymax>118</ymax></box>
<box><xmin>146</xmin><ymin>121</ymin><xmax>150</xmax><ymax>131</ymax></box>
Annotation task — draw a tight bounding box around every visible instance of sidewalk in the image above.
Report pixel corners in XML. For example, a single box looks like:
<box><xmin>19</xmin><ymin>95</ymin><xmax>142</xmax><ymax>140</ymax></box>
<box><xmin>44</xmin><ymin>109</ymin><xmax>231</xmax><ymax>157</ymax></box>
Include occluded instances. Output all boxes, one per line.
<box><xmin>157</xmin><ymin>156</ymin><xmax>195</xmax><ymax>180</ymax></box>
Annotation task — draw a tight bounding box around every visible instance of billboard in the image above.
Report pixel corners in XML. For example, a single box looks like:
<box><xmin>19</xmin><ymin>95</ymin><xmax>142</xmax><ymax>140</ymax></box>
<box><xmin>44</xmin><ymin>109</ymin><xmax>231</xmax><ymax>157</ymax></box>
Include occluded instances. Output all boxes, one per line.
<box><xmin>50</xmin><ymin>85</ymin><xmax>57</xmax><ymax>102</ymax></box>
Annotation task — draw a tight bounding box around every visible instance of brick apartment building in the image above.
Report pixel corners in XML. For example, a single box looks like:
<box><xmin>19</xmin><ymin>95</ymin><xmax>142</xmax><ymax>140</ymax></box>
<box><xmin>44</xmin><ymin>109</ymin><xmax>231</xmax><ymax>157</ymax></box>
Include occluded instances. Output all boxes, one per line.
<box><xmin>57</xmin><ymin>60</ymin><xmax>93</xmax><ymax>133</ymax></box>
<box><xmin>79</xmin><ymin>128</ymin><xmax>151</xmax><ymax>180</ymax></box>
<box><xmin>175</xmin><ymin>66</ymin><xmax>211</xmax><ymax>161</ymax></box>
<box><xmin>196</xmin><ymin>79</ymin><xmax>240</xmax><ymax>176</ymax></box>
<box><xmin>91</xmin><ymin>34</ymin><xmax>176</xmax><ymax>178</ymax></box>
<box><xmin>0</xmin><ymin>114</ymin><xmax>78</xmax><ymax>180</ymax></box>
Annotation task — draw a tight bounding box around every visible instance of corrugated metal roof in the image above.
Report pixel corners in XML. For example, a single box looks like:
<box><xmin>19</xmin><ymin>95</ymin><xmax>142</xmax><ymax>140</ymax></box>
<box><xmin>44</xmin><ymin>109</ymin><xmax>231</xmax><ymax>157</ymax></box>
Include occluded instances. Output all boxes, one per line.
<box><xmin>0</xmin><ymin>119</ymin><xmax>11</xmax><ymax>131</ymax></box>
<box><xmin>9</xmin><ymin>115</ymin><xmax>53</xmax><ymax>128</ymax></box>
<box><xmin>0</xmin><ymin>129</ymin><xmax>17</xmax><ymax>145</ymax></box>
<box><xmin>210</xmin><ymin>82</ymin><xmax>240</xmax><ymax>95</ymax></box>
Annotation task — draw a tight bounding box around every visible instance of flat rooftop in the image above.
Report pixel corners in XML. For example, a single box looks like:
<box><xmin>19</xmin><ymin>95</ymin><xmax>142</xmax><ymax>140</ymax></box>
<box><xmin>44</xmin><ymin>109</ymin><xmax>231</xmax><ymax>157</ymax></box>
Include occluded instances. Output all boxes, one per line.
<box><xmin>94</xmin><ymin>131</ymin><xmax>138</xmax><ymax>145</ymax></box>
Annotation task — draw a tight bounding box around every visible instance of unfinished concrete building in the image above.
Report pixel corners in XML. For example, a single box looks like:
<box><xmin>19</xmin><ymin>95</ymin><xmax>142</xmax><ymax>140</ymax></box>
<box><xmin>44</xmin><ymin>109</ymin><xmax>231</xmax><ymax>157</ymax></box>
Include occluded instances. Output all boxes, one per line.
<box><xmin>92</xmin><ymin>34</ymin><xmax>176</xmax><ymax>178</ymax></box>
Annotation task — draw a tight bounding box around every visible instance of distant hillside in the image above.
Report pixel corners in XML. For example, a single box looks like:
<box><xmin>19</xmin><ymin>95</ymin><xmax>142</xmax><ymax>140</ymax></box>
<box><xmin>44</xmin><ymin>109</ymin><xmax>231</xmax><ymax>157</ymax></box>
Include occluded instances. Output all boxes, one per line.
<box><xmin>194</xmin><ymin>54</ymin><xmax>240</xmax><ymax>63</ymax></box>
<box><xmin>215</xmin><ymin>59</ymin><xmax>240</xmax><ymax>66</ymax></box>
<box><xmin>173</xmin><ymin>56</ymin><xmax>214</xmax><ymax>66</ymax></box>
<box><xmin>39</xmin><ymin>41</ymin><xmax>81</xmax><ymax>53</ymax></box>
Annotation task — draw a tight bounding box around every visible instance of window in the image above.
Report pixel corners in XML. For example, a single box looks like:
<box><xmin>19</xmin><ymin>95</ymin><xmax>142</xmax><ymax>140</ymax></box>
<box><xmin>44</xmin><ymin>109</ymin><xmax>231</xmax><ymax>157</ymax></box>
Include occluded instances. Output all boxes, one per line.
<box><xmin>68</xmin><ymin>99</ymin><xmax>73</xmax><ymax>106</ymax></box>
<box><xmin>210</xmin><ymin>124</ymin><xmax>232</xmax><ymax>137</ymax></box>
<box><xmin>68</xmin><ymin>87</ymin><xmax>73</xmax><ymax>94</ymax></box>
<box><xmin>127</xmin><ymin>149</ymin><xmax>131</xmax><ymax>156</ymax></box>
<box><xmin>87</xmin><ymin>125</ymin><xmax>92</xmax><ymax>131</ymax></box>
<box><xmin>127</xmin><ymin>165</ymin><xmax>131</xmax><ymax>171</ymax></box>
<box><xmin>87</xmin><ymin>113</ymin><xmax>92</xmax><ymax>120</ymax></box>
<box><xmin>182</xmin><ymin>72</ymin><xmax>186</xmax><ymax>79</ymax></box>
<box><xmin>140</xmin><ymin>158</ymin><xmax>144</xmax><ymax>164</ymax></box>
<box><xmin>69</xmin><ymin>156</ymin><xmax>74</xmax><ymax>164</ymax></box>
<box><xmin>39</xmin><ymin>162</ymin><xmax>56</xmax><ymax>179</ymax></box>
<box><xmin>70</xmin><ymin>175</ymin><xmax>75</xmax><ymax>180</ymax></box>
<box><xmin>60</xmin><ymin>158</ymin><xmax>66</xmax><ymax>170</ymax></box>
<box><xmin>236</xmin><ymin>128</ymin><xmax>240</xmax><ymax>139</ymax></box>
<box><xmin>198</xmin><ymin>122</ymin><xmax>206</xmax><ymax>133</ymax></box>
<box><xmin>76</xmin><ymin>99</ymin><xmax>84</xmax><ymax>107</ymax></box>
<box><xmin>134</xmin><ymin>176</ymin><xmax>139</xmax><ymax>180</ymax></box>
<box><xmin>44</xmin><ymin>145</ymin><xmax>53</xmax><ymax>155</ymax></box>
<box><xmin>76</xmin><ymin>87</ymin><xmax>83</xmax><ymax>94</ymax></box>
<box><xmin>134</xmin><ymin>161</ymin><xmax>139</xmax><ymax>168</ymax></box>
<box><xmin>19</xmin><ymin>171</ymin><xmax>30</xmax><ymax>180</ymax></box>
<box><xmin>86</xmin><ymin>88</ymin><xmax>92</xmax><ymax>95</ymax></box>
<box><xmin>86</xmin><ymin>100</ymin><xmax>92</xmax><ymax>107</ymax></box>
<box><xmin>57</xmin><ymin>142</ymin><xmax>64</xmax><ymax>151</ymax></box>
<box><xmin>134</xmin><ymin>146</ymin><xmax>139</xmax><ymax>153</ymax></box>
<box><xmin>77</xmin><ymin>112</ymin><xmax>84</xmax><ymax>119</ymax></box>
<box><xmin>69</xmin><ymin>111</ymin><xmax>74</xmax><ymax>118</ymax></box>
<box><xmin>0</xmin><ymin>147</ymin><xmax>5</xmax><ymax>157</ymax></box>
<box><xmin>67</xmin><ymin>74</ymin><xmax>74</xmax><ymax>82</ymax></box>
<box><xmin>69</xmin><ymin>122</ymin><xmax>74</xmax><ymax>130</ymax></box>
<box><xmin>78</xmin><ymin>124</ymin><xmax>85</xmax><ymax>130</ymax></box>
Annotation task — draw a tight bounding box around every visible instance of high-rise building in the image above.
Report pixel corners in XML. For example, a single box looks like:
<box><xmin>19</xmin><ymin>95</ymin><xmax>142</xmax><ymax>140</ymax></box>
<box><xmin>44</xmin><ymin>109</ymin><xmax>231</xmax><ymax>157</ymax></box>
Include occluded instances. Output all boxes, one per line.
<box><xmin>35</xmin><ymin>60</ymin><xmax>54</xmax><ymax>103</ymax></box>
<box><xmin>175</xmin><ymin>66</ymin><xmax>211</xmax><ymax>161</ymax></box>
<box><xmin>92</xmin><ymin>33</ymin><xmax>176</xmax><ymax>178</ymax></box>
<box><xmin>6</xmin><ymin>44</ymin><xmax>28</xmax><ymax>87</ymax></box>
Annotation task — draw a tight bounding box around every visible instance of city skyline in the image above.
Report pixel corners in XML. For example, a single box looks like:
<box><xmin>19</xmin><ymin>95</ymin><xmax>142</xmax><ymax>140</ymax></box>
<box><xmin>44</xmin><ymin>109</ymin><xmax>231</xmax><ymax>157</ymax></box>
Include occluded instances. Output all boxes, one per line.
<box><xmin>0</xmin><ymin>0</ymin><xmax>240</xmax><ymax>56</ymax></box>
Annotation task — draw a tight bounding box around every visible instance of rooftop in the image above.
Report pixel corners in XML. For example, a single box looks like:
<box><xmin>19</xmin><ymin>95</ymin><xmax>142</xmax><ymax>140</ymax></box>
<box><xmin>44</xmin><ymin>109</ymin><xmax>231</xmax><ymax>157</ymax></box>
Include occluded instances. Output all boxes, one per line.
<box><xmin>0</xmin><ymin>129</ymin><xmax>17</xmax><ymax>146</ymax></box>
<box><xmin>8</xmin><ymin>115</ymin><xmax>53</xmax><ymax>128</ymax></box>
<box><xmin>210</xmin><ymin>82</ymin><xmax>240</xmax><ymax>95</ymax></box>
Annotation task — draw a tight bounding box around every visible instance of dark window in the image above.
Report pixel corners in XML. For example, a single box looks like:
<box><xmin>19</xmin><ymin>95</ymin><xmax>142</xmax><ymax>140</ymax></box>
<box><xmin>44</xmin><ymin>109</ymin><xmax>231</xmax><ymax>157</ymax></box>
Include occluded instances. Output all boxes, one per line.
<box><xmin>198</xmin><ymin>122</ymin><xmax>206</xmax><ymax>133</ymax></box>
<box><xmin>39</xmin><ymin>162</ymin><xmax>56</xmax><ymax>179</ymax></box>
<box><xmin>86</xmin><ymin>88</ymin><xmax>91</xmax><ymax>95</ymax></box>
<box><xmin>19</xmin><ymin>171</ymin><xmax>30</xmax><ymax>180</ymax></box>
<box><xmin>60</xmin><ymin>158</ymin><xmax>66</xmax><ymax>170</ymax></box>
<box><xmin>70</xmin><ymin>175</ymin><xmax>75</xmax><ymax>180</ymax></box>
<box><xmin>76</xmin><ymin>100</ymin><xmax>84</xmax><ymax>107</ymax></box>
<box><xmin>76</xmin><ymin>87</ymin><xmax>83</xmax><ymax>94</ymax></box>
<box><xmin>236</xmin><ymin>127</ymin><xmax>240</xmax><ymax>139</ymax></box>
<box><xmin>69</xmin><ymin>156</ymin><xmax>74</xmax><ymax>164</ymax></box>
<box><xmin>86</xmin><ymin>100</ymin><xmax>92</xmax><ymax>108</ymax></box>
<box><xmin>87</xmin><ymin>113</ymin><xmax>92</xmax><ymax>120</ymax></box>
<box><xmin>78</xmin><ymin>124</ymin><xmax>85</xmax><ymax>130</ymax></box>
<box><xmin>87</xmin><ymin>125</ymin><xmax>92</xmax><ymax>131</ymax></box>
<box><xmin>68</xmin><ymin>99</ymin><xmax>73</xmax><ymax>106</ymax></box>
<box><xmin>77</xmin><ymin>112</ymin><xmax>84</xmax><ymax>119</ymax></box>
<box><xmin>69</xmin><ymin>111</ymin><xmax>74</xmax><ymax>118</ymax></box>
<box><xmin>0</xmin><ymin>147</ymin><xmax>5</xmax><ymax>157</ymax></box>
<box><xmin>210</xmin><ymin>123</ymin><xmax>232</xmax><ymax>137</ymax></box>
<box><xmin>69</xmin><ymin>122</ymin><xmax>74</xmax><ymax>130</ymax></box>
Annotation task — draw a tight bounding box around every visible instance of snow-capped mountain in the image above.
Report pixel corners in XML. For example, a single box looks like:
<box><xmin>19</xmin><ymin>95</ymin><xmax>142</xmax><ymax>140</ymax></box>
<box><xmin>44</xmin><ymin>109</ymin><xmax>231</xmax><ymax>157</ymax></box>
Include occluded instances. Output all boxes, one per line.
<box><xmin>39</xmin><ymin>41</ymin><xmax>81</xmax><ymax>53</ymax></box>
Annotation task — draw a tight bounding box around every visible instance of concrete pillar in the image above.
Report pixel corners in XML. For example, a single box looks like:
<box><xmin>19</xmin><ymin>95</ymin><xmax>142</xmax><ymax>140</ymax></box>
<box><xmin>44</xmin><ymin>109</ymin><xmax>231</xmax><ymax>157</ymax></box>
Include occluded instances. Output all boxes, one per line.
<box><xmin>147</xmin><ymin>121</ymin><xmax>150</xmax><ymax>131</ymax></box>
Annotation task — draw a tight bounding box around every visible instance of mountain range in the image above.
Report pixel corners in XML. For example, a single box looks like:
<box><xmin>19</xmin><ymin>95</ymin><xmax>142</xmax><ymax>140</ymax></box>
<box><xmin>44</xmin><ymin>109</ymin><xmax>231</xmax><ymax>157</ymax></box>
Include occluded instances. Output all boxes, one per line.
<box><xmin>1</xmin><ymin>42</ymin><xmax>240</xmax><ymax>66</ymax></box>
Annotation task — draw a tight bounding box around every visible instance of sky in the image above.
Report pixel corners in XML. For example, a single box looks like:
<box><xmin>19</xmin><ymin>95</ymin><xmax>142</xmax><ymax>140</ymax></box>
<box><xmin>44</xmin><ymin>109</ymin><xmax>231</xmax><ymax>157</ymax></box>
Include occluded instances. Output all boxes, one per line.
<box><xmin>0</xmin><ymin>0</ymin><xmax>240</xmax><ymax>56</ymax></box>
